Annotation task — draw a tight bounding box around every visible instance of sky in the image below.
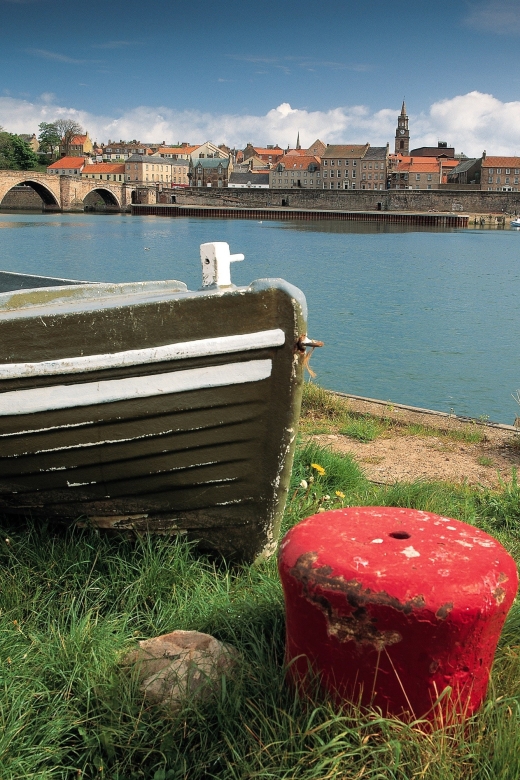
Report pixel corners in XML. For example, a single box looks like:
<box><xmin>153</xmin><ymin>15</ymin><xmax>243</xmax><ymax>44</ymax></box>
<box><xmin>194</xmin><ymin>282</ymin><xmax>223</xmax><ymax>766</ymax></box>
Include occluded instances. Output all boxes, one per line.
<box><xmin>0</xmin><ymin>0</ymin><xmax>519</xmax><ymax>155</ymax></box>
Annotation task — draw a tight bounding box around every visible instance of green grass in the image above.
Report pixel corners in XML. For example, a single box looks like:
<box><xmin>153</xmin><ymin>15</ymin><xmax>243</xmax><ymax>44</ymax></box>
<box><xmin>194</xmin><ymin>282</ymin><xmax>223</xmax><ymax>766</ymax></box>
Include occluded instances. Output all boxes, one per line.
<box><xmin>301</xmin><ymin>382</ymin><xmax>486</xmax><ymax>444</ymax></box>
<box><xmin>2</xmin><ymin>437</ymin><xmax>520</xmax><ymax>778</ymax></box>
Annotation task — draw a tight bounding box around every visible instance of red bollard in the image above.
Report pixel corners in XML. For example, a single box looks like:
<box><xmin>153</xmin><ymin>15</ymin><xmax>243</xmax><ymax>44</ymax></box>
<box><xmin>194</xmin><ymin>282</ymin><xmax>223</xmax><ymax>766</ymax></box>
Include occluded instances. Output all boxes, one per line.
<box><xmin>278</xmin><ymin>507</ymin><xmax>518</xmax><ymax>721</ymax></box>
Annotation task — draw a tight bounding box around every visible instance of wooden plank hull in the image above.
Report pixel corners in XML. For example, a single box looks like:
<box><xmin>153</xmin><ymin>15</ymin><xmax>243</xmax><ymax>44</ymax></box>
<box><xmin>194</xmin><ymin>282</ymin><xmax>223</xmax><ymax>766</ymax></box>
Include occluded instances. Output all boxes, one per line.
<box><xmin>0</xmin><ymin>276</ymin><xmax>307</xmax><ymax>562</ymax></box>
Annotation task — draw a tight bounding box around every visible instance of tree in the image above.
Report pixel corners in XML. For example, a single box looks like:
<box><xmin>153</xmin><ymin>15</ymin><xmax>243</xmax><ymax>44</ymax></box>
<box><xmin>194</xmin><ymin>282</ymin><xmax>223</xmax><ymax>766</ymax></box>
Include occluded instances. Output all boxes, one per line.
<box><xmin>38</xmin><ymin>122</ymin><xmax>61</xmax><ymax>159</ymax></box>
<box><xmin>53</xmin><ymin>119</ymin><xmax>83</xmax><ymax>156</ymax></box>
<box><xmin>0</xmin><ymin>131</ymin><xmax>38</xmax><ymax>170</ymax></box>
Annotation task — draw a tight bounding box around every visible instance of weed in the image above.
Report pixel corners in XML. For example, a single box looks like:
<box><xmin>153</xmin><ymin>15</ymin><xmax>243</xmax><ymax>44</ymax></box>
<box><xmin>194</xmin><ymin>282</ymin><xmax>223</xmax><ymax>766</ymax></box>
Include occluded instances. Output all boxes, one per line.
<box><xmin>340</xmin><ymin>417</ymin><xmax>386</xmax><ymax>442</ymax></box>
<box><xmin>478</xmin><ymin>456</ymin><xmax>494</xmax><ymax>467</ymax></box>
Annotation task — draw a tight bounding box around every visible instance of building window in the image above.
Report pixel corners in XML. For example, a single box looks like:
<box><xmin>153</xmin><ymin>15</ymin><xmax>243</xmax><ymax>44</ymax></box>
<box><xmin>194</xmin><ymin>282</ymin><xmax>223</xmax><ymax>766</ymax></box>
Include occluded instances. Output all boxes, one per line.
<box><xmin>427</xmin><ymin>174</ymin><xmax>432</xmax><ymax>181</ymax></box>
<box><xmin>416</xmin><ymin>173</ymin><xmax>420</xmax><ymax>180</ymax></box>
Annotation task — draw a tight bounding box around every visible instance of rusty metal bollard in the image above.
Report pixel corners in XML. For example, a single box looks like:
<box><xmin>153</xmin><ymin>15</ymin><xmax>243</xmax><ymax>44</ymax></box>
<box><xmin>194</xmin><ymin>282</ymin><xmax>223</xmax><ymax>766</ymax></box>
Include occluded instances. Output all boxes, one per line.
<box><xmin>278</xmin><ymin>506</ymin><xmax>518</xmax><ymax>721</ymax></box>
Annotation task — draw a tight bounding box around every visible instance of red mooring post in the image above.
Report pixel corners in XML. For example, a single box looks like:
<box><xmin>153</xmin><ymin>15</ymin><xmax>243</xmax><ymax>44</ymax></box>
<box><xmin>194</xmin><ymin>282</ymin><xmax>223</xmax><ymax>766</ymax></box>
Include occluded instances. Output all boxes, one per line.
<box><xmin>278</xmin><ymin>507</ymin><xmax>518</xmax><ymax>721</ymax></box>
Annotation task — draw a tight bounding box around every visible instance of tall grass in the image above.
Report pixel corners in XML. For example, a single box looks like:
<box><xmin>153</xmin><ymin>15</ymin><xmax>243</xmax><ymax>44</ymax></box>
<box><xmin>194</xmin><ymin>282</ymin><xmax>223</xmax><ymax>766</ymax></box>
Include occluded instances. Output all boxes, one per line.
<box><xmin>1</xmin><ymin>439</ymin><xmax>520</xmax><ymax>778</ymax></box>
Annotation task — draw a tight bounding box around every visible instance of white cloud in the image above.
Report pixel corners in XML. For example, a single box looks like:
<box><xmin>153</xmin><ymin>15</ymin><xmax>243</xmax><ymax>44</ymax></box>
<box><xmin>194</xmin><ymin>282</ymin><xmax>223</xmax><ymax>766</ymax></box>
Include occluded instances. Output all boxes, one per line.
<box><xmin>26</xmin><ymin>48</ymin><xmax>102</xmax><ymax>65</ymax></box>
<box><xmin>464</xmin><ymin>0</ymin><xmax>520</xmax><ymax>35</ymax></box>
<box><xmin>0</xmin><ymin>91</ymin><xmax>518</xmax><ymax>155</ymax></box>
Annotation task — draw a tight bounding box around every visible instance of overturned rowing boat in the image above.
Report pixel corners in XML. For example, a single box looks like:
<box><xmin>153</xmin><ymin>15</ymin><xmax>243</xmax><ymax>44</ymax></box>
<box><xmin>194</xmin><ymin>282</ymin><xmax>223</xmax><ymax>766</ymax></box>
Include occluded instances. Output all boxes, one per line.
<box><xmin>0</xmin><ymin>242</ymin><xmax>320</xmax><ymax>562</ymax></box>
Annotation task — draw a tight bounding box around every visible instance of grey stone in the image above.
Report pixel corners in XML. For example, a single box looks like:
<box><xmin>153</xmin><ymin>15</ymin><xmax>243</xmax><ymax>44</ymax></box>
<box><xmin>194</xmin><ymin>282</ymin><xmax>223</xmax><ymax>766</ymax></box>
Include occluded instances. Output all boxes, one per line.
<box><xmin>123</xmin><ymin>630</ymin><xmax>239</xmax><ymax>709</ymax></box>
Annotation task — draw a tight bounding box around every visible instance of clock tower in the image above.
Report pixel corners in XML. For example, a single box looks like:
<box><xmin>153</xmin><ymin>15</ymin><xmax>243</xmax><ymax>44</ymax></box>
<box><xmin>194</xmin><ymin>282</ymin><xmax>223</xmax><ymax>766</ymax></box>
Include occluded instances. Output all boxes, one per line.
<box><xmin>394</xmin><ymin>100</ymin><xmax>409</xmax><ymax>155</ymax></box>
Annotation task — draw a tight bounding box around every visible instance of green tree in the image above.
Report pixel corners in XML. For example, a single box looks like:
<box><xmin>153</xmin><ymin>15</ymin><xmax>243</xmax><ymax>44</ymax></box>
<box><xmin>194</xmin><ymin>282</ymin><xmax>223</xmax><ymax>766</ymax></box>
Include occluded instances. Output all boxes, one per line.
<box><xmin>0</xmin><ymin>131</ymin><xmax>39</xmax><ymax>170</ymax></box>
<box><xmin>38</xmin><ymin>121</ymin><xmax>61</xmax><ymax>159</ymax></box>
<box><xmin>53</xmin><ymin>119</ymin><xmax>83</xmax><ymax>156</ymax></box>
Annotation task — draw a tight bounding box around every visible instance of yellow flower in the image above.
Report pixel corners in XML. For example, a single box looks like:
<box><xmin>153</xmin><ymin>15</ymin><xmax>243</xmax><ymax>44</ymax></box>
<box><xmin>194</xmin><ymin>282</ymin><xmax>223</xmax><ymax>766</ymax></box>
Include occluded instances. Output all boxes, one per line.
<box><xmin>335</xmin><ymin>490</ymin><xmax>345</xmax><ymax>499</ymax></box>
<box><xmin>311</xmin><ymin>463</ymin><xmax>326</xmax><ymax>476</ymax></box>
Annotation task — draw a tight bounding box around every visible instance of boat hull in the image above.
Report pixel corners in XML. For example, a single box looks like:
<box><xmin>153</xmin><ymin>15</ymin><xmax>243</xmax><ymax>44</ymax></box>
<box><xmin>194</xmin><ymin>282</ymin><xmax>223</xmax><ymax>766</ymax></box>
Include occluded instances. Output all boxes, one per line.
<box><xmin>0</xmin><ymin>278</ymin><xmax>307</xmax><ymax>562</ymax></box>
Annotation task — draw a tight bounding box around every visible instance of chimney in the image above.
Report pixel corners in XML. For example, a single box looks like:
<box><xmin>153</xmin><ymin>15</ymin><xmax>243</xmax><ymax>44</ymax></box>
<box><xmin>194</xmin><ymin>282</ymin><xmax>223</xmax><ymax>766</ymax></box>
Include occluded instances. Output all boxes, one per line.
<box><xmin>482</xmin><ymin>150</ymin><xmax>486</xmax><ymax>160</ymax></box>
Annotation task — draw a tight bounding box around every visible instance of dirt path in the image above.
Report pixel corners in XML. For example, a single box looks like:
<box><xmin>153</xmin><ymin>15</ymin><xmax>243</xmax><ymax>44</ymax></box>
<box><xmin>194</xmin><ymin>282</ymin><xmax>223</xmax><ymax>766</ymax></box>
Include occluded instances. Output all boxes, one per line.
<box><xmin>310</xmin><ymin>396</ymin><xmax>520</xmax><ymax>489</ymax></box>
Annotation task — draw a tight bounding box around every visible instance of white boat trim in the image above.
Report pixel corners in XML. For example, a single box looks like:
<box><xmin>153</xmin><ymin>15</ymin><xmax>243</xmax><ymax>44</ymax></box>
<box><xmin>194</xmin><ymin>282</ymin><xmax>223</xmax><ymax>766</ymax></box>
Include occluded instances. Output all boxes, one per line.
<box><xmin>0</xmin><ymin>329</ymin><xmax>285</xmax><ymax>380</ymax></box>
<box><xmin>0</xmin><ymin>359</ymin><xmax>272</xmax><ymax>416</ymax></box>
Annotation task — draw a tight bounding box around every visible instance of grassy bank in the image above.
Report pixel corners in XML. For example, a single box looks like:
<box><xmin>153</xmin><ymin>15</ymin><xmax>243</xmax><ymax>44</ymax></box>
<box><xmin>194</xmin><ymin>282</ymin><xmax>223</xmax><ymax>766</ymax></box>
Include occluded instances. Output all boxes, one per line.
<box><xmin>1</xmin><ymin>386</ymin><xmax>520</xmax><ymax>779</ymax></box>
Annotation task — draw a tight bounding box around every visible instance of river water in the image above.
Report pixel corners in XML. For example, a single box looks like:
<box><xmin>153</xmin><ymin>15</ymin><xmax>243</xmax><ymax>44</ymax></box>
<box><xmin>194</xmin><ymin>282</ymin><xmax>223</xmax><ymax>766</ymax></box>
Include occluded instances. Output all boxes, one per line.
<box><xmin>1</xmin><ymin>211</ymin><xmax>519</xmax><ymax>424</ymax></box>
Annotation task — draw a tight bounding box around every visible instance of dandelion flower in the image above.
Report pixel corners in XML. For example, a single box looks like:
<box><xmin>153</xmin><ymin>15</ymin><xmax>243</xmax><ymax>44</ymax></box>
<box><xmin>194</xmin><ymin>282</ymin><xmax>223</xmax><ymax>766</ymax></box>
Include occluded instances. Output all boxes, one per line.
<box><xmin>335</xmin><ymin>490</ymin><xmax>345</xmax><ymax>499</ymax></box>
<box><xmin>311</xmin><ymin>463</ymin><xmax>326</xmax><ymax>476</ymax></box>
<box><xmin>300</xmin><ymin>479</ymin><xmax>308</xmax><ymax>489</ymax></box>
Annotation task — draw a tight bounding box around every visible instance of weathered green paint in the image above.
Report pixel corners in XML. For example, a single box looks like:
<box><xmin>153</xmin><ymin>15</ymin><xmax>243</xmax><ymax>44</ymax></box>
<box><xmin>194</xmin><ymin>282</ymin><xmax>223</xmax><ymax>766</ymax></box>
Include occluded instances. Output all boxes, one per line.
<box><xmin>0</xmin><ymin>273</ymin><xmax>307</xmax><ymax>562</ymax></box>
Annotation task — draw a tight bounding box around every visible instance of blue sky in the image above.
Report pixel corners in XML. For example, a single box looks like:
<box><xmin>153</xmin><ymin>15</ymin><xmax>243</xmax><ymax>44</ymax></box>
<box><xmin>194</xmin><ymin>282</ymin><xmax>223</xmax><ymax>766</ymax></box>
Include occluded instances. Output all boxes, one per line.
<box><xmin>1</xmin><ymin>0</ymin><xmax>519</xmax><ymax>154</ymax></box>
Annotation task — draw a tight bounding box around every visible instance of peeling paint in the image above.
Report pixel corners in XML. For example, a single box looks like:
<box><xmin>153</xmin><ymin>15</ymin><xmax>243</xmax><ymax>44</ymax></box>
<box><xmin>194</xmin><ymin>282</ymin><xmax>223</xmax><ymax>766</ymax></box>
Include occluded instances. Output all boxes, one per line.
<box><xmin>289</xmin><ymin>551</ymin><xmax>427</xmax><ymax>649</ymax></box>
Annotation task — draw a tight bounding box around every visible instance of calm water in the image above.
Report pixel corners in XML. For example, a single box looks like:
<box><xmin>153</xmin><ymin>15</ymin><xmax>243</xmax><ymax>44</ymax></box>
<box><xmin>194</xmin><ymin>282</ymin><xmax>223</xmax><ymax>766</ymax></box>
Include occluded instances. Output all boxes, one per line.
<box><xmin>1</xmin><ymin>211</ymin><xmax>519</xmax><ymax>424</ymax></box>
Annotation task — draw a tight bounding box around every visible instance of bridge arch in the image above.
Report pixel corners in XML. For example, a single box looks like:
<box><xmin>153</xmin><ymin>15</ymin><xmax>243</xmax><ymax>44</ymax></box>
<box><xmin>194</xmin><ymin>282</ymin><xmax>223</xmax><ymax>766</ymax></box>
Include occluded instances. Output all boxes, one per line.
<box><xmin>0</xmin><ymin>178</ymin><xmax>60</xmax><ymax>207</ymax></box>
<box><xmin>83</xmin><ymin>187</ymin><xmax>121</xmax><ymax>208</ymax></box>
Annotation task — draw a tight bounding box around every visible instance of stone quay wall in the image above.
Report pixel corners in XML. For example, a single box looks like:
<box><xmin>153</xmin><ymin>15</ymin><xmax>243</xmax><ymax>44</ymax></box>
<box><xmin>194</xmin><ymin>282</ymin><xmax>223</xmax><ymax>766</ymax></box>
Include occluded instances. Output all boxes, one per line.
<box><xmin>173</xmin><ymin>187</ymin><xmax>520</xmax><ymax>214</ymax></box>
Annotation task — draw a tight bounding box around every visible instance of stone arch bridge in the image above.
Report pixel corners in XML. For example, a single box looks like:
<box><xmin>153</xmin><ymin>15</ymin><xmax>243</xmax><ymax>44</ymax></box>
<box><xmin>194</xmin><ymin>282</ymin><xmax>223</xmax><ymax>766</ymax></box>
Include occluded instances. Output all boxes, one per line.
<box><xmin>0</xmin><ymin>171</ymin><xmax>135</xmax><ymax>211</ymax></box>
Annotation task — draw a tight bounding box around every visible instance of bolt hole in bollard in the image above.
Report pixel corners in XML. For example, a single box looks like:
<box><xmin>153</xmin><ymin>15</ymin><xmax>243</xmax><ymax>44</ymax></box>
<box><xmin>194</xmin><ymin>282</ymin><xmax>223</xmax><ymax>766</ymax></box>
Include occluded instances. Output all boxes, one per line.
<box><xmin>278</xmin><ymin>506</ymin><xmax>518</xmax><ymax>723</ymax></box>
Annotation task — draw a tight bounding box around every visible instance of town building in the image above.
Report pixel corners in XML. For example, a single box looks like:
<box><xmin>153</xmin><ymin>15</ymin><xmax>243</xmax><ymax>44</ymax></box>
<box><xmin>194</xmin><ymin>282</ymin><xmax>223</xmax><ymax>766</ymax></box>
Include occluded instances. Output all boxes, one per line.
<box><xmin>103</xmin><ymin>142</ymin><xmax>152</xmax><ymax>160</ymax></box>
<box><xmin>125</xmin><ymin>154</ymin><xmax>178</xmax><ymax>186</ymax></box>
<box><xmin>360</xmin><ymin>146</ymin><xmax>388</xmax><ymax>190</ymax></box>
<box><xmin>306</xmin><ymin>138</ymin><xmax>326</xmax><ymax>157</ymax></box>
<box><xmin>18</xmin><ymin>134</ymin><xmax>39</xmax><ymax>153</ymax></box>
<box><xmin>269</xmin><ymin>154</ymin><xmax>321</xmax><ymax>189</ymax></box>
<box><xmin>320</xmin><ymin>144</ymin><xmax>370</xmax><ymax>189</ymax></box>
<box><xmin>394</xmin><ymin>101</ymin><xmax>410</xmax><ymax>155</ymax></box>
<box><xmin>243</xmin><ymin>144</ymin><xmax>285</xmax><ymax>165</ymax></box>
<box><xmin>47</xmin><ymin>156</ymin><xmax>85</xmax><ymax>176</ymax></box>
<box><xmin>388</xmin><ymin>156</ymin><xmax>459</xmax><ymax>189</ymax></box>
<box><xmin>447</xmin><ymin>158</ymin><xmax>481</xmax><ymax>186</ymax></box>
<box><xmin>81</xmin><ymin>163</ymin><xmax>126</xmax><ymax>182</ymax></box>
<box><xmin>193</xmin><ymin>141</ymin><xmax>228</xmax><ymax>160</ymax></box>
<box><xmin>59</xmin><ymin>133</ymin><xmax>93</xmax><ymax>157</ymax></box>
<box><xmin>410</xmin><ymin>142</ymin><xmax>455</xmax><ymax>158</ymax></box>
<box><xmin>191</xmin><ymin>157</ymin><xmax>232</xmax><ymax>187</ymax></box>
<box><xmin>228</xmin><ymin>171</ymin><xmax>270</xmax><ymax>188</ymax></box>
<box><xmin>480</xmin><ymin>154</ymin><xmax>520</xmax><ymax>191</ymax></box>
<box><xmin>156</xmin><ymin>144</ymin><xmax>200</xmax><ymax>160</ymax></box>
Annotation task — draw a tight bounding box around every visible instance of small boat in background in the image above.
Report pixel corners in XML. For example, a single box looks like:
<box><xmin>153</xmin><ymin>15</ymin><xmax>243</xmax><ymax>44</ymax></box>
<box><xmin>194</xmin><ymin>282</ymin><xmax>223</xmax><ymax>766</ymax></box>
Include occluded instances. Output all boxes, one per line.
<box><xmin>510</xmin><ymin>216</ymin><xmax>520</xmax><ymax>227</ymax></box>
<box><xmin>0</xmin><ymin>243</ymin><xmax>320</xmax><ymax>562</ymax></box>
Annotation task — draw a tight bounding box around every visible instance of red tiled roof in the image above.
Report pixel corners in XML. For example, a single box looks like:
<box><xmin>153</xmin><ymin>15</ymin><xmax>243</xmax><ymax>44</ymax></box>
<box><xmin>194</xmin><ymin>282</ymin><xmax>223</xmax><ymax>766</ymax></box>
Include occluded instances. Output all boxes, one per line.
<box><xmin>82</xmin><ymin>163</ymin><xmax>125</xmax><ymax>174</ymax></box>
<box><xmin>481</xmin><ymin>156</ymin><xmax>520</xmax><ymax>168</ymax></box>
<box><xmin>396</xmin><ymin>156</ymin><xmax>459</xmax><ymax>173</ymax></box>
<box><xmin>252</xmin><ymin>147</ymin><xmax>284</xmax><ymax>155</ymax></box>
<box><xmin>277</xmin><ymin>155</ymin><xmax>321</xmax><ymax>169</ymax></box>
<box><xmin>47</xmin><ymin>157</ymin><xmax>86</xmax><ymax>169</ymax></box>
<box><xmin>66</xmin><ymin>135</ymin><xmax>88</xmax><ymax>145</ymax></box>
<box><xmin>160</xmin><ymin>145</ymin><xmax>200</xmax><ymax>154</ymax></box>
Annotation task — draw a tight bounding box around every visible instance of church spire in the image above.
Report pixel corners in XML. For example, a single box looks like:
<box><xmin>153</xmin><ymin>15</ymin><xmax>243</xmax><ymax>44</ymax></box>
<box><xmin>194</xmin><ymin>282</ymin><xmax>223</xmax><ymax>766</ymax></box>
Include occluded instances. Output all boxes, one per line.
<box><xmin>296</xmin><ymin>132</ymin><xmax>301</xmax><ymax>150</ymax></box>
<box><xmin>401</xmin><ymin>99</ymin><xmax>407</xmax><ymax>116</ymax></box>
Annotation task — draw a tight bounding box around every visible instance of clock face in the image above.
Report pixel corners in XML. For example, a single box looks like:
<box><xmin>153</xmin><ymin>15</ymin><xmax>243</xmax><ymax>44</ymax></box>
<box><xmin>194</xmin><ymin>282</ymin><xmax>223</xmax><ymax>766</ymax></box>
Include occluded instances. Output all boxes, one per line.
<box><xmin>399</xmin><ymin>129</ymin><xmax>405</xmax><ymax>135</ymax></box>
